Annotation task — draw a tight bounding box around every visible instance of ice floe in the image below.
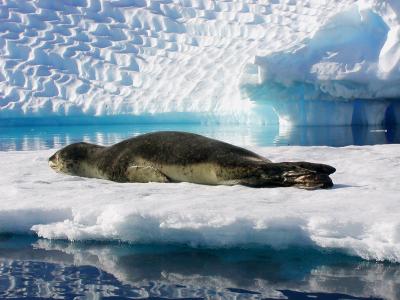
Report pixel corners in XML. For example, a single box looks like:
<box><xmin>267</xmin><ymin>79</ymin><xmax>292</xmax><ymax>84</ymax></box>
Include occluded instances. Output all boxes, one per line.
<box><xmin>1</xmin><ymin>144</ymin><xmax>400</xmax><ymax>262</ymax></box>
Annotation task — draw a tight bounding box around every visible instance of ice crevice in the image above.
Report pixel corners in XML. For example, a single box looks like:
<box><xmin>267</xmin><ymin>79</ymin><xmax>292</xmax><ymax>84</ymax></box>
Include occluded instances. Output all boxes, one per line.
<box><xmin>1</xmin><ymin>0</ymin><xmax>400</xmax><ymax>125</ymax></box>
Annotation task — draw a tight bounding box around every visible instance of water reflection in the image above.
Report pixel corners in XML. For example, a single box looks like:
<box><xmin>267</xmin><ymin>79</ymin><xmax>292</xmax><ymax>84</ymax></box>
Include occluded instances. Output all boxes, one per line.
<box><xmin>0</xmin><ymin>124</ymin><xmax>399</xmax><ymax>151</ymax></box>
<box><xmin>0</xmin><ymin>235</ymin><xmax>398</xmax><ymax>299</ymax></box>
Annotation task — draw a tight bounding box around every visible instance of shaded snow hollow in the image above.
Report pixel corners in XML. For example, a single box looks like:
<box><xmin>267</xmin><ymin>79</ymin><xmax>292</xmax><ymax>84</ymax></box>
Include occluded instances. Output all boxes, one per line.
<box><xmin>1</xmin><ymin>145</ymin><xmax>400</xmax><ymax>262</ymax></box>
<box><xmin>1</xmin><ymin>0</ymin><xmax>400</xmax><ymax>125</ymax></box>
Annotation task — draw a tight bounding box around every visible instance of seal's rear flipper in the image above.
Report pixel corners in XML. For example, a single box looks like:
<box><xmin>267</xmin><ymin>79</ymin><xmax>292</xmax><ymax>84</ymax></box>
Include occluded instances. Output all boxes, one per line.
<box><xmin>255</xmin><ymin>163</ymin><xmax>334</xmax><ymax>189</ymax></box>
<box><xmin>126</xmin><ymin>166</ymin><xmax>170</xmax><ymax>183</ymax></box>
<box><xmin>281</xmin><ymin>162</ymin><xmax>336</xmax><ymax>175</ymax></box>
<box><xmin>293</xmin><ymin>173</ymin><xmax>334</xmax><ymax>190</ymax></box>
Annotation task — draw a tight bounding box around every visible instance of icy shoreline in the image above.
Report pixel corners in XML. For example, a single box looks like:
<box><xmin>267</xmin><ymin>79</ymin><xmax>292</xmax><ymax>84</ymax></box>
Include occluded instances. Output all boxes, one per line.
<box><xmin>1</xmin><ymin>145</ymin><xmax>400</xmax><ymax>262</ymax></box>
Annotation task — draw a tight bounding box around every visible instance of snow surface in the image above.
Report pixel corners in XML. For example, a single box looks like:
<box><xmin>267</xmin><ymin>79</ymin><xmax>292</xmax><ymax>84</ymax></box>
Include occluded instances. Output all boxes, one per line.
<box><xmin>1</xmin><ymin>144</ymin><xmax>400</xmax><ymax>262</ymax></box>
<box><xmin>1</xmin><ymin>0</ymin><xmax>400</xmax><ymax>125</ymax></box>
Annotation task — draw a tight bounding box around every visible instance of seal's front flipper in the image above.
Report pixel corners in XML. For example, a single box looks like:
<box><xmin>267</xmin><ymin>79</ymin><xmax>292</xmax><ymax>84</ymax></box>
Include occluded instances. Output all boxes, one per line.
<box><xmin>126</xmin><ymin>166</ymin><xmax>170</xmax><ymax>183</ymax></box>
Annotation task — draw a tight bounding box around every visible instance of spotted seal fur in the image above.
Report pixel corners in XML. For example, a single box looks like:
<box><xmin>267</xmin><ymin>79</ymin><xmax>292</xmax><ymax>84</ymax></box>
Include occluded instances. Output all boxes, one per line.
<box><xmin>49</xmin><ymin>131</ymin><xmax>335</xmax><ymax>189</ymax></box>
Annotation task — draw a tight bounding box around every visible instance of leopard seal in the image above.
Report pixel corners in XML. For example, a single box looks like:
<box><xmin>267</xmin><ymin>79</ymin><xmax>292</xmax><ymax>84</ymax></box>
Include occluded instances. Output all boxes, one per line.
<box><xmin>48</xmin><ymin>131</ymin><xmax>335</xmax><ymax>189</ymax></box>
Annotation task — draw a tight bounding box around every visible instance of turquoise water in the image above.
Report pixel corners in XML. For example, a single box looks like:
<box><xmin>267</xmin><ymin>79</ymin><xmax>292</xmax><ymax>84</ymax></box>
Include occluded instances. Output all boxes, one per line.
<box><xmin>0</xmin><ymin>123</ymin><xmax>399</xmax><ymax>299</ymax></box>
<box><xmin>0</xmin><ymin>124</ymin><xmax>399</xmax><ymax>151</ymax></box>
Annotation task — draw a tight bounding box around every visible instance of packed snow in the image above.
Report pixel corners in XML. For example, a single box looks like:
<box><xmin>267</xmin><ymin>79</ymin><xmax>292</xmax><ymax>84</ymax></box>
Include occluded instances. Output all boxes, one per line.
<box><xmin>1</xmin><ymin>144</ymin><xmax>400</xmax><ymax>262</ymax></box>
<box><xmin>1</xmin><ymin>0</ymin><xmax>400</xmax><ymax>125</ymax></box>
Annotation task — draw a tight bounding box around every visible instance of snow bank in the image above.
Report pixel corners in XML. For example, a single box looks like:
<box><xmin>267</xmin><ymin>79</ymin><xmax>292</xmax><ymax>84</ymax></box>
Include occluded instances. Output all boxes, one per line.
<box><xmin>1</xmin><ymin>145</ymin><xmax>400</xmax><ymax>262</ymax></box>
<box><xmin>2</xmin><ymin>0</ymin><xmax>400</xmax><ymax>125</ymax></box>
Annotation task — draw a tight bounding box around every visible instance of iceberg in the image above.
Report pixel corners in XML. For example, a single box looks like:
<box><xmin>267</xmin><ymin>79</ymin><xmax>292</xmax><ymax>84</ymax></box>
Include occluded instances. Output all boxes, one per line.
<box><xmin>244</xmin><ymin>0</ymin><xmax>400</xmax><ymax>125</ymax></box>
<box><xmin>1</xmin><ymin>0</ymin><xmax>400</xmax><ymax>125</ymax></box>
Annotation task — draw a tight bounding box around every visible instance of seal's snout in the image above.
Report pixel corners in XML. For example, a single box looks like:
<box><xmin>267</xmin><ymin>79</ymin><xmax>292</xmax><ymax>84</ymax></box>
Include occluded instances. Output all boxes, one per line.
<box><xmin>48</xmin><ymin>160</ymin><xmax>56</xmax><ymax>169</ymax></box>
<box><xmin>48</xmin><ymin>153</ymin><xmax>58</xmax><ymax>169</ymax></box>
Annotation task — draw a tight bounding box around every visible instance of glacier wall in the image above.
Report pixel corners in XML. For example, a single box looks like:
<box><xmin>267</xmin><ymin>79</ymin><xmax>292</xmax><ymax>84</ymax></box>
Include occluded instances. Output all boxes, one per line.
<box><xmin>0</xmin><ymin>0</ymin><xmax>400</xmax><ymax>125</ymax></box>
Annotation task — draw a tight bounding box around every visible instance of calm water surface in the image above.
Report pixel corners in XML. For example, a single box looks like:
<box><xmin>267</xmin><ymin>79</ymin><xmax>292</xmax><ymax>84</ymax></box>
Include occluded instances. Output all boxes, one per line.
<box><xmin>0</xmin><ymin>235</ymin><xmax>397</xmax><ymax>299</ymax></box>
<box><xmin>0</xmin><ymin>124</ymin><xmax>399</xmax><ymax>299</ymax></box>
<box><xmin>0</xmin><ymin>124</ymin><xmax>399</xmax><ymax>151</ymax></box>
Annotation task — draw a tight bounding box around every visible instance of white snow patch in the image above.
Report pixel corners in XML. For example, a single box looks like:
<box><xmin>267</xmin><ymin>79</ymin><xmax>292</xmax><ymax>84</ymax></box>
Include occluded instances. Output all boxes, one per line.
<box><xmin>1</xmin><ymin>145</ymin><xmax>400</xmax><ymax>262</ymax></box>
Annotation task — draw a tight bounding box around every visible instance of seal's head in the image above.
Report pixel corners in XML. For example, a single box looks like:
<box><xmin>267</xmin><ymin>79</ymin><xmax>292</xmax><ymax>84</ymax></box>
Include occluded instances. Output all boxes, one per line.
<box><xmin>49</xmin><ymin>142</ymin><xmax>92</xmax><ymax>175</ymax></box>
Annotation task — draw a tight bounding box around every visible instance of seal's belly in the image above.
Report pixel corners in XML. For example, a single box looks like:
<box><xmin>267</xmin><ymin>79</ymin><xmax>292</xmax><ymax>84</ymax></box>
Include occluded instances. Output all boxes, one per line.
<box><xmin>133</xmin><ymin>156</ymin><xmax>261</xmax><ymax>185</ymax></box>
<box><xmin>159</xmin><ymin>163</ymin><xmax>225</xmax><ymax>185</ymax></box>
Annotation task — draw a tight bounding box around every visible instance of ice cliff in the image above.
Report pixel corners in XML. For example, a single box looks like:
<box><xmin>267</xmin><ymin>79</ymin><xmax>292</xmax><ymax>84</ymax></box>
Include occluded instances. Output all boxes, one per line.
<box><xmin>1</xmin><ymin>0</ymin><xmax>400</xmax><ymax>125</ymax></box>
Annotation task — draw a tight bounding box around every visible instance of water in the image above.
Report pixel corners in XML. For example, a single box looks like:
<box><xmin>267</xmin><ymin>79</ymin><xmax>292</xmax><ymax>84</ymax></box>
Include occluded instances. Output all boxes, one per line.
<box><xmin>1</xmin><ymin>123</ymin><xmax>400</xmax><ymax>299</ymax></box>
<box><xmin>0</xmin><ymin>123</ymin><xmax>399</xmax><ymax>151</ymax></box>
<box><xmin>0</xmin><ymin>235</ymin><xmax>397</xmax><ymax>299</ymax></box>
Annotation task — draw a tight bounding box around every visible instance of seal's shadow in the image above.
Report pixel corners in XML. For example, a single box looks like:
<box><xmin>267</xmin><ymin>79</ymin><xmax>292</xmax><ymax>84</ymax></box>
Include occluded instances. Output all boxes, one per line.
<box><xmin>332</xmin><ymin>184</ymin><xmax>360</xmax><ymax>189</ymax></box>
